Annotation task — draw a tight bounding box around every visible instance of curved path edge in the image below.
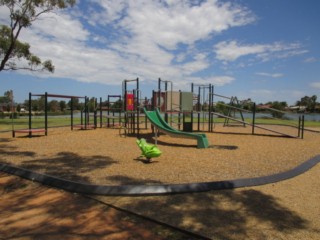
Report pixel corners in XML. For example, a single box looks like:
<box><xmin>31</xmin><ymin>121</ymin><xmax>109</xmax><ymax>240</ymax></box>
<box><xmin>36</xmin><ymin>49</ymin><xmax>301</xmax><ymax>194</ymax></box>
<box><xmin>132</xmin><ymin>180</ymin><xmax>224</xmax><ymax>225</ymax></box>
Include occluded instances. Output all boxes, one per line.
<box><xmin>1</xmin><ymin>155</ymin><xmax>319</xmax><ymax>196</ymax></box>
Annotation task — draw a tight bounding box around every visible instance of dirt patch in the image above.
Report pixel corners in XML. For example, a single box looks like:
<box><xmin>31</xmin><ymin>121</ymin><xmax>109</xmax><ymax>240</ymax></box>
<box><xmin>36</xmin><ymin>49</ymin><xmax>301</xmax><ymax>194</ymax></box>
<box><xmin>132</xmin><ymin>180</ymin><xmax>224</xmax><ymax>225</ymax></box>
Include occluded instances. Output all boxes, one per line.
<box><xmin>0</xmin><ymin>173</ymin><xmax>202</xmax><ymax>240</ymax></box>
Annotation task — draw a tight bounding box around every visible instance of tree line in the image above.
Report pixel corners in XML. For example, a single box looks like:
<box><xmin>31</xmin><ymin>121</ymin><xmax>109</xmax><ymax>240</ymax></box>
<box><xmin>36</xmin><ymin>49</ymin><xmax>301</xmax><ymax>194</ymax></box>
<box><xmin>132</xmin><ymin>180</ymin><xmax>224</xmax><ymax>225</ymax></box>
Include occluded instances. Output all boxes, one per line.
<box><xmin>22</xmin><ymin>97</ymin><xmax>102</xmax><ymax>113</ymax></box>
<box><xmin>0</xmin><ymin>92</ymin><xmax>105</xmax><ymax>113</ymax></box>
<box><xmin>1</xmin><ymin>91</ymin><xmax>319</xmax><ymax>117</ymax></box>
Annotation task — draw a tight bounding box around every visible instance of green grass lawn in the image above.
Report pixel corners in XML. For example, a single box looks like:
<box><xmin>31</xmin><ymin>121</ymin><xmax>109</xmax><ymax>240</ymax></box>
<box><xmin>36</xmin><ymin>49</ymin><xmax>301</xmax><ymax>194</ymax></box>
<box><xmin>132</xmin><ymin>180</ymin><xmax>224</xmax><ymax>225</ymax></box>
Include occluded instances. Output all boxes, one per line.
<box><xmin>1</xmin><ymin>115</ymin><xmax>319</xmax><ymax>132</ymax></box>
<box><xmin>213</xmin><ymin>117</ymin><xmax>320</xmax><ymax>128</ymax></box>
<box><xmin>0</xmin><ymin>117</ymin><xmax>91</xmax><ymax>131</ymax></box>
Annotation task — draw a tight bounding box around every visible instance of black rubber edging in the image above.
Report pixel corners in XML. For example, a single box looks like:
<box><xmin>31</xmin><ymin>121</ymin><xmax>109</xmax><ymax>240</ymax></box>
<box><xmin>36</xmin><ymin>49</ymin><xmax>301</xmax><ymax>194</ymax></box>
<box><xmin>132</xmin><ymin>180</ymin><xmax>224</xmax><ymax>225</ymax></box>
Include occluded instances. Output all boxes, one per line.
<box><xmin>1</xmin><ymin>155</ymin><xmax>319</xmax><ymax>196</ymax></box>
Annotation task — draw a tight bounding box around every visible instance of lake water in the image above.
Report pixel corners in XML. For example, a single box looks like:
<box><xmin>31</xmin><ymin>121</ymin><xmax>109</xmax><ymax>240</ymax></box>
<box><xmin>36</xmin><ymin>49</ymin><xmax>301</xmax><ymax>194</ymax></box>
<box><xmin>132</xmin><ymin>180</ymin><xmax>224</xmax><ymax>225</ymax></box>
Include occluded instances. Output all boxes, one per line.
<box><xmin>195</xmin><ymin>112</ymin><xmax>320</xmax><ymax>121</ymax></box>
<box><xmin>235</xmin><ymin>113</ymin><xmax>320</xmax><ymax>121</ymax></box>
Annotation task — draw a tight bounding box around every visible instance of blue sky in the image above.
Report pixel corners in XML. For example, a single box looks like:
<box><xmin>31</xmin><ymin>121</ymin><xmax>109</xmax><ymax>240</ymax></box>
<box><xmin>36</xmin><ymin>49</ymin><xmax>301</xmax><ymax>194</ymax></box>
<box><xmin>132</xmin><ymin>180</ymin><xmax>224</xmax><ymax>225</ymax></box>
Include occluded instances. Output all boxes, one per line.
<box><xmin>1</xmin><ymin>0</ymin><xmax>319</xmax><ymax>105</ymax></box>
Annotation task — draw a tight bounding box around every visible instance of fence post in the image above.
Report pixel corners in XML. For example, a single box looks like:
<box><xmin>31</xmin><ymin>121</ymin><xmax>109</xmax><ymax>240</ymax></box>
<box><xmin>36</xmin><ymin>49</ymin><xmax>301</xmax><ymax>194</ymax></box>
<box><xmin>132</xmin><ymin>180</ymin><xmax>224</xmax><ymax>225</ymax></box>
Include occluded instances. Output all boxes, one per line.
<box><xmin>252</xmin><ymin>103</ymin><xmax>256</xmax><ymax>135</ymax></box>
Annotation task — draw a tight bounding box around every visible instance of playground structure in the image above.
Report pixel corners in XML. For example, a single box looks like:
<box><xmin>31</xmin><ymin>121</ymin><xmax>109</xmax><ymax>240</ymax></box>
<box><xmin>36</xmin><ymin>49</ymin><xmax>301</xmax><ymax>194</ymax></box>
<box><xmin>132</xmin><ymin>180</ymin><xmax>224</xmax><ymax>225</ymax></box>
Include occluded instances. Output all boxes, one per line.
<box><xmin>103</xmin><ymin>77</ymin><xmax>306</xmax><ymax>141</ymax></box>
<box><xmin>210</xmin><ymin>93</ymin><xmax>305</xmax><ymax>139</ymax></box>
<box><xmin>122</xmin><ymin>78</ymin><xmax>141</xmax><ymax>137</ymax></box>
<box><xmin>9</xmin><ymin>77</ymin><xmax>306</xmax><ymax>140</ymax></box>
<box><xmin>106</xmin><ymin>94</ymin><xmax>122</xmax><ymax>128</ymax></box>
<box><xmin>12</xmin><ymin>92</ymin><xmax>95</xmax><ymax>137</ymax></box>
<box><xmin>106</xmin><ymin>78</ymin><xmax>149</xmax><ymax>137</ymax></box>
<box><xmin>152</xmin><ymin>79</ymin><xmax>305</xmax><ymax>139</ymax></box>
<box><xmin>153</xmin><ymin>78</ymin><xmax>194</xmax><ymax>132</ymax></box>
<box><xmin>191</xmin><ymin>83</ymin><xmax>215</xmax><ymax>132</ymax></box>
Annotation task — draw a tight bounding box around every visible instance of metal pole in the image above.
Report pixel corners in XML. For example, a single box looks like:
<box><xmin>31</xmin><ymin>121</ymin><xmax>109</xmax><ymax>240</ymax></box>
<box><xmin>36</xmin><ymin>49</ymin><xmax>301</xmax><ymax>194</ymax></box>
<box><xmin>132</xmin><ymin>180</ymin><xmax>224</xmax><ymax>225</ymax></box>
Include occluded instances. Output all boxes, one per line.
<box><xmin>119</xmin><ymin>95</ymin><xmax>122</xmax><ymax>128</ymax></box>
<box><xmin>107</xmin><ymin>95</ymin><xmax>110</xmax><ymax>127</ymax></box>
<box><xmin>298</xmin><ymin>116</ymin><xmax>301</xmax><ymax>138</ymax></box>
<box><xmin>197</xmin><ymin>86</ymin><xmax>200</xmax><ymax>131</ymax></box>
<box><xmin>158</xmin><ymin>78</ymin><xmax>161</xmax><ymax>109</ymax></box>
<box><xmin>84</xmin><ymin>96</ymin><xmax>87</xmax><ymax>129</ymax></box>
<box><xmin>152</xmin><ymin>90</ymin><xmax>155</xmax><ymax>110</ymax></box>
<box><xmin>45</xmin><ymin>92</ymin><xmax>48</xmax><ymax>136</ymax></box>
<box><xmin>191</xmin><ymin>83</ymin><xmax>194</xmax><ymax>129</ymax></box>
<box><xmin>100</xmin><ymin>97</ymin><xmax>102</xmax><ymax>128</ymax></box>
<box><xmin>10</xmin><ymin>90</ymin><xmax>14</xmax><ymax>133</ymax></box>
<box><xmin>133</xmin><ymin>89</ymin><xmax>136</xmax><ymax>134</ymax></box>
<box><xmin>252</xmin><ymin>102</ymin><xmax>256</xmax><ymax>135</ymax></box>
<box><xmin>197</xmin><ymin>86</ymin><xmax>201</xmax><ymax>112</ymax></box>
<box><xmin>301</xmin><ymin>115</ymin><xmax>305</xmax><ymax>139</ymax></box>
<box><xmin>29</xmin><ymin>92</ymin><xmax>32</xmax><ymax>137</ymax></box>
<box><xmin>164</xmin><ymin>80</ymin><xmax>168</xmax><ymax>123</ymax></box>
<box><xmin>124</xmin><ymin>81</ymin><xmax>128</xmax><ymax>129</ymax></box>
<box><xmin>209</xmin><ymin>84</ymin><xmax>212</xmax><ymax>132</ymax></box>
<box><xmin>71</xmin><ymin>98</ymin><xmax>74</xmax><ymax>130</ymax></box>
<box><xmin>94</xmin><ymin>110</ymin><xmax>97</xmax><ymax>128</ymax></box>
<box><xmin>124</xmin><ymin>80</ymin><xmax>127</xmax><ymax>112</ymax></box>
<box><xmin>136</xmin><ymin>78</ymin><xmax>140</xmax><ymax>138</ymax></box>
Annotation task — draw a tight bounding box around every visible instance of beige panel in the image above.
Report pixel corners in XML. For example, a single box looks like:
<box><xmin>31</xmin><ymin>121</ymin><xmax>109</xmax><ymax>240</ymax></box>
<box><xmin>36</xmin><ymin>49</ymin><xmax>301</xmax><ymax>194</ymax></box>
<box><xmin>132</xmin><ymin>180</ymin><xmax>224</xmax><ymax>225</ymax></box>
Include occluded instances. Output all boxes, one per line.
<box><xmin>166</xmin><ymin>91</ymin><xmax>180</xmax><ymax>111</ymax></box>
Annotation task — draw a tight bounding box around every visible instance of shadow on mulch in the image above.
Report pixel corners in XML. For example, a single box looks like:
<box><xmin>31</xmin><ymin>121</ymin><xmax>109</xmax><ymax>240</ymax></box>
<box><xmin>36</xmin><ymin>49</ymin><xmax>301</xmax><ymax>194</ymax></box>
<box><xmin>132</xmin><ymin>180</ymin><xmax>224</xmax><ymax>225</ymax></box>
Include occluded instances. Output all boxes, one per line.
<box><xmin>209</xmin><ymin>145</ymin><xmax>238</xmax><ymax>150</ymax></box>
<box><xmin>105</xmin><ymin>188</ymin><xmax>309</xmax><ymax>240</ymax></box>
<box><xmin>106</xmin><ymin>175</ymin><xmax>163</xmax><ymax>185</ymax></box>
<box><xmin>0</xmin><ymin>142</ymin><xmax>36</xmax><ymax>163</ymax></box>
<box><xmin>0</xmin><ymin>173</ymin><xmax>194</xmax><ymax>240</ymax></box>
<box><xmin>19</xmin><ymin>152</ymin><xmax>118</xmax><ymax>183</ymax></box>
<box><xmin>212</xmin><ymin>130</ymin><xmax>295</xmax><ymax>138</ymax></box>
<box><xmin>133</xmin><ymin>158</ymin><xmax>161</xmax><ymax>164</ymax></box>
<box><xmin>0</xmin><ymin>138</ymin><xmax>13</xmax><ymax>143</ymax></box>
<box><xmin>130</xmin><ymin>132</ymin><xmax>197</xmax><ymax>148</ymax></box>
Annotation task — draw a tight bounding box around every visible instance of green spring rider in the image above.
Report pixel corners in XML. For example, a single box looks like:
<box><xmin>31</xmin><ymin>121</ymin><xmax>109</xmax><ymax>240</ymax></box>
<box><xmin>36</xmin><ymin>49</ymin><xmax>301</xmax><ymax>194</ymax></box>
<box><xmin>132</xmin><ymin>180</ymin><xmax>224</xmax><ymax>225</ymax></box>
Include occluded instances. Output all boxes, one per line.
<box><xmin>136</xmin><ymin>138</ymin><xmax>162</xmax><ymax>162</ymax></box>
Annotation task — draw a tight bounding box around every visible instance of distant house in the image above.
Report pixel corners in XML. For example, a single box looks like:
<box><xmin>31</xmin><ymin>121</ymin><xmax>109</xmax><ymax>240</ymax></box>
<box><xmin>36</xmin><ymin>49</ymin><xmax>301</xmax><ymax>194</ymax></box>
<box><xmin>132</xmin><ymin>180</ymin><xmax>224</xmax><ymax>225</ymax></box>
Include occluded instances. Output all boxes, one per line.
<box><xmin>288</xmin><ymin>105</ymin><xmax>307</xmax><ymax>112</ymax></box>
<box><xmin>0</xmin><ymin>103</ymin><xmax>17</xmax><ymax>112</ymax></box>
<box><xmin>0</xmin><ymin>103</ymin><xmax>8</xmax><ymax>112</ymax></box>
<box><xmin>257</xmin><ymin>104</ymin><xmax>272</xmax><ymax>109</ymax></box>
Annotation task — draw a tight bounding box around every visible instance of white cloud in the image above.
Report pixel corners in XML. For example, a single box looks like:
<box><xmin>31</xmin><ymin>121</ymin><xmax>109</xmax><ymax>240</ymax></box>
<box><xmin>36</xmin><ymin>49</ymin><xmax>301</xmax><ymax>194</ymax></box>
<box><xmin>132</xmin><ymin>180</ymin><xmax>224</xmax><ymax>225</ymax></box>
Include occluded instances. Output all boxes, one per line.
<box><xmin>90</xmin><ymin>0</ymin><xmax>128</xmax><ymax>25</ymax></box>
<box><xmin>95</xmin><ymin>0</ymin><xmax>255</xmax><ymax>49</ymax></box>
<box><xmin>29</xmin><ymin>12</ymin><xmax>89</xmax><ymax>43</ymax></box>
<box><xmin>250</xmin><ymin>89</ymin><xmax>275</xmax><ymax>97</ymax></box>
<box><xmin>214</xmin><ymin>40</ymin><xmax>307</xmax><ymax>62</ymax></box>
<box><xmin>310</xmin><ymin>82</ymin><xmax>320</xmax><ymax>89</ymax></box>
<box><xmin>255</xmin><ymin>72</ymin><xmax>284</xmax><ymax>78</ymax></box>
<box><xmin>1</xmin><ymin>0</ymin><xmax>255</xmax><ymax>89</ymax></box>
<box><xmin>210</xmin><ymin>76</ymin><xmax>235</xmax><ymax>86</ymax></box>
<box><xmin>304</xmin><ymin>57</ymin><xmax>317</xmax><ymax>63</ymax></box>
<box><xmin>170</xmin><ymin>75</ymin><xmax>234</xmax><ymax>93</ymax></box>
<box><xmin>249</xmin><ymin>89</ymin><xmax>306</xmax><ymax>104</ymax></box>
<box><xmin>215</xmin><ymin>41</ymin><xmax>266</xmax><ymax>61</ymax></box>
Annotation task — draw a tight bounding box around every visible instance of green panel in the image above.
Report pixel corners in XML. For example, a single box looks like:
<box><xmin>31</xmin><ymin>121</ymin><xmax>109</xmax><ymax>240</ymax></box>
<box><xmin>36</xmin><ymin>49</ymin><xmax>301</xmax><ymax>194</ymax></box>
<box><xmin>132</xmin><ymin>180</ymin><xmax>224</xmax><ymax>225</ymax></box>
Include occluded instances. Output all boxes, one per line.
<box><xmin>180</xmin><ymin>92</ymin><xmax>193</xmax><ymax>112</ymax></box>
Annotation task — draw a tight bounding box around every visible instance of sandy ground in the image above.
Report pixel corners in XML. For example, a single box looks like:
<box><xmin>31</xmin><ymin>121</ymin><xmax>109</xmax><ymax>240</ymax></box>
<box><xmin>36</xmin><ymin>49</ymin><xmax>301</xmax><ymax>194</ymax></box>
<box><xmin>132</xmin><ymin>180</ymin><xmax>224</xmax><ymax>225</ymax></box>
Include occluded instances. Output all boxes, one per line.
<box><xmin>0</xmin><ymin>124</ymin><xmax>319</xmax><ymax>239</ymax></box>
<box><xmin>1</xmin><ymin>124</ymin><xmax>319</xmax><ymax>185</ymax></box>
<box><xmin>0</xmin><ymin>173</ymin><xmax>196</xmax><ymax>240</ymax></box>
<box><xmin>96</xmin><ymin>164</ymin><xmax>320</xmax><ymax>239</ymax></box>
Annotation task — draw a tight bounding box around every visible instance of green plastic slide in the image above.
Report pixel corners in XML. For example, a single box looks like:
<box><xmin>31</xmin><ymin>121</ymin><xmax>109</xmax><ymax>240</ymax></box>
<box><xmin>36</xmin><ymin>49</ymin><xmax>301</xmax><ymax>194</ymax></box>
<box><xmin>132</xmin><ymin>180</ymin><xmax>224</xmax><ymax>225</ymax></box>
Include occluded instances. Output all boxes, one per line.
<box><xmin>143</xmin><ymin>108</ymin><xmax>209</xmax><ymax>148</ymax></box>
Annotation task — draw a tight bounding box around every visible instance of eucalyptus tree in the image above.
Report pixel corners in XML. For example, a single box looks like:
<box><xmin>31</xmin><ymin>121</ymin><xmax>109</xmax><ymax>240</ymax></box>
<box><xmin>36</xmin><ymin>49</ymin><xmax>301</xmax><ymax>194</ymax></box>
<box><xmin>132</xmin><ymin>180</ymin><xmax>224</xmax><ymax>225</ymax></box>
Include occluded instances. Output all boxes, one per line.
<box><xmin>0</xmin><ymin>0</ymin><xmax>75</xmax><ymax>72</ymax></box>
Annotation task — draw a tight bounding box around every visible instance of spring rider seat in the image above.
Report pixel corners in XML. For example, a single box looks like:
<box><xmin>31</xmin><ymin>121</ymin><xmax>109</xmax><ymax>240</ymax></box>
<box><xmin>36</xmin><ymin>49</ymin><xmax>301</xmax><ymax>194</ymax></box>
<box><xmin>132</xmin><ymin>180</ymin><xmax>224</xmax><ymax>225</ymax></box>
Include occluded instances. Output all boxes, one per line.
<box><xmin>136</xmin><ymin>138</ymin><xmax>162</xmax><ymax>163</ymax></box>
